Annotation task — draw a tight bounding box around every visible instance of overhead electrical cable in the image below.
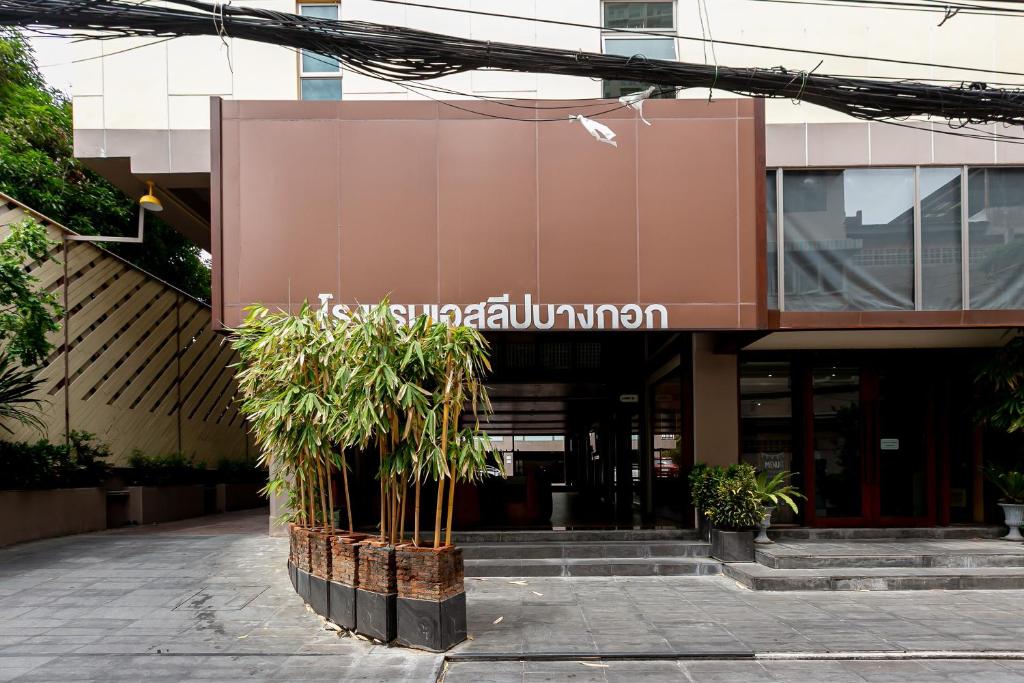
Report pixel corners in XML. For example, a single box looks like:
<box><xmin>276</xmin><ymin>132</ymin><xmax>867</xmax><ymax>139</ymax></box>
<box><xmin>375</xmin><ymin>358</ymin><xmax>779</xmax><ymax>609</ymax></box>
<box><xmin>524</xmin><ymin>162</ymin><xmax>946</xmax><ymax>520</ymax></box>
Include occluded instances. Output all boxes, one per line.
<box><xmin>2</xmin><ymin>0</ymin><xmax>1024</xmax><ymax>130</ymax></box>
<box><xmin>360</xmin><ymin>0</ymin><xmax>1024</xmax><ymax>79</ymax></box>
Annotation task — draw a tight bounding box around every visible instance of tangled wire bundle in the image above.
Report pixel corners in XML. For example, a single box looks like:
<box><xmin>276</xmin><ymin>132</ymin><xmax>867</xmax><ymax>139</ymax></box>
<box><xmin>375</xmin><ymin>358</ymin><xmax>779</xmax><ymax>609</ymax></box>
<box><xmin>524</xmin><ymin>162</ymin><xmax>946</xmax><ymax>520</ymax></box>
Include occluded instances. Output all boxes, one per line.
<box><xmin>2</xmin><ymin>0</ymin><xmax>1024</xmax><ymax>128</ymax></box>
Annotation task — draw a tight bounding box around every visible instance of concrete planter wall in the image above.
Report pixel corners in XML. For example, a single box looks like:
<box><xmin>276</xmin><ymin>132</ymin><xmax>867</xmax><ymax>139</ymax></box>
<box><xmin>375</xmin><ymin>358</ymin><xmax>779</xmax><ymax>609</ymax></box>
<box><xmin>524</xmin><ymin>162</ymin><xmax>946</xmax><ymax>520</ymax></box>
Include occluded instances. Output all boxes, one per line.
<box><xmin>215</xmin><ymin>483</ymin><xmax>266</xmax><ymax>512</ymax></box>
<box><xmin>0</xmin><ymin>488</ymin><xmax>106</xmax><ymax>547</ymax></box>
<box><xmin>126</xmin><ymin>485</ymin><xmax>205</xmax><ymax>525</ymax></box>
<box><xmin>711</xmin><ymin>529</ymin><xmax>755</xmax><ymax>562</ymax></box>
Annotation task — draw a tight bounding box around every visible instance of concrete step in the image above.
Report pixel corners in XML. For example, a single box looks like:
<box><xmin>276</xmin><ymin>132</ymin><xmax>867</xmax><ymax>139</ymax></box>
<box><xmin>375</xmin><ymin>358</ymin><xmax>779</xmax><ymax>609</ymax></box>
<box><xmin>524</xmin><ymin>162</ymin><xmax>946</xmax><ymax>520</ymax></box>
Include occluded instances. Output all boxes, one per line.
<box><xmin>465</xmin><ymin>556</ymin><xmax>723</xmax><ymax>578</ymax></box>
<box><xmin>769</xmin><ymin>526</ymin><xmax>1002</xmax><ymax>542</ymax></box>
<box><xmin>454</xmin><ymin>529</ymin><xmax>700</xmax><ymax>543</ymax></box>
<box><xmin>462</xmin><ymin>541</ymin><xmax>711</xmax><ymax>561</ymax></box>
<box><xmin>756</xmin><ymin>546</ymin><xmax>1024</xmax><ymax>570</ymax></box>
<box><xmin>724</xmin><ymin>562</ymin><xmax>1024</xmax><ymax>591</ymax></box>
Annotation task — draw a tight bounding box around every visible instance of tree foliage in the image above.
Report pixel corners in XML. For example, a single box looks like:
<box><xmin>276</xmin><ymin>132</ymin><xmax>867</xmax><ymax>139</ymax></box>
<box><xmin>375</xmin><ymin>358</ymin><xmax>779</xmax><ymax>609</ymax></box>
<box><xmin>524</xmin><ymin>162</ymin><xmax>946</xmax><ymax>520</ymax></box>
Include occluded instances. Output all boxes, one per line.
<box><xmin>0</xmin><ymin>218</ymin><xmax>62</xmax><ymax>366</ymax></box>
<box><xmin>975</xmin><ymin>334</ymin><xmax>1024</xmax><ymax>435</ymax></box>
<box><xmin>0</xmin><ymin>28</ymin><xmax>210</xmax><ymax>300</ymax></box>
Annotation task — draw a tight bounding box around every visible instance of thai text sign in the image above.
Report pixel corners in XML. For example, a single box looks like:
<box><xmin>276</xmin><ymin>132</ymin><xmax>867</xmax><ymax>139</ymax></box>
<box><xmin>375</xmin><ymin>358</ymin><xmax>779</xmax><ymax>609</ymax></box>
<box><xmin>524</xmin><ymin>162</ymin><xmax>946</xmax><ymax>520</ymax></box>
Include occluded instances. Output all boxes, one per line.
<box><xmin>317</xmin><ymin>293</ymin><xmax>669</xmax><ymax>331</ymax></box>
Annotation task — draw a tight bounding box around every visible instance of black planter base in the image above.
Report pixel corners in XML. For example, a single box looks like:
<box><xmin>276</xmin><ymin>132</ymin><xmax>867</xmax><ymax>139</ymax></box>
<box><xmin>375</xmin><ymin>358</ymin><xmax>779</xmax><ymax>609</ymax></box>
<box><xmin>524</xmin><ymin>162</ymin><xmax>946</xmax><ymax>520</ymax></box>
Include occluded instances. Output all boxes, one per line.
<box><xmin>356</xmin><ymin>588</ymin><xmax>396</xmax><ymax>643</ymax></box>
<box><xmin>296</xmin><ymin>568</ymin><xmax>312</xmax><ymax>602</ymax></box>
<box><xmin>288</xmin><ymin>560</ymin><xmax>297</xmax><ymax>591</ymax></box>
<box><xmin>396</xmin><ymin>591</ymin><xmax>467</xmax><ymax>652</ymax></box>
<box><xmin>329</xmin><ymin>581</ymin><xmax>356</xmax><ymax>631</ymax></box>
<box><xmin>711</xmin><ymin>529</ymin><xmax>755</xmax><ymax>563</ymax></box>
<box><xmin>309</xmin><ymin>574</ymin><xmax>330</xmax><ymax>618</ymax></box>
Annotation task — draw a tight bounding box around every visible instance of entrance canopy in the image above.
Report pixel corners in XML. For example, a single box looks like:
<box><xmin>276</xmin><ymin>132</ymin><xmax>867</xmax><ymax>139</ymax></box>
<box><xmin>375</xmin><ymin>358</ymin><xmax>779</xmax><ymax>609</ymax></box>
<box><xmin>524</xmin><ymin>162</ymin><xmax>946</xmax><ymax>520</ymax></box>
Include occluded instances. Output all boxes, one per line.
<box><xmin>211</xmin><ymin>98</ymin><xmax>766</xmax><ymax>331</ymax></box>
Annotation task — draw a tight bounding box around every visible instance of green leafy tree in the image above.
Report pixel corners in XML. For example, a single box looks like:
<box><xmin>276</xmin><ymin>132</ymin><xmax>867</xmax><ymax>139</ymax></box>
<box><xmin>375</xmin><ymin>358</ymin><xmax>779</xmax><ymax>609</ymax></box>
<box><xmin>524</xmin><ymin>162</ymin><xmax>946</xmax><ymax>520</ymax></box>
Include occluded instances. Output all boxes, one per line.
<box><xmin>0</xmin><ymin>217</ymin><xmax>62</xmax><ymax>433</ymax></box>
<box><xmin>976</xmin><ymin>334</ymin><xmax>1024</xmax><ymax>435</ymax></box>
<box><xmin>0</xmin><ymin>28</ymin><xmax>210</xmax><ymax>300</ymax></box>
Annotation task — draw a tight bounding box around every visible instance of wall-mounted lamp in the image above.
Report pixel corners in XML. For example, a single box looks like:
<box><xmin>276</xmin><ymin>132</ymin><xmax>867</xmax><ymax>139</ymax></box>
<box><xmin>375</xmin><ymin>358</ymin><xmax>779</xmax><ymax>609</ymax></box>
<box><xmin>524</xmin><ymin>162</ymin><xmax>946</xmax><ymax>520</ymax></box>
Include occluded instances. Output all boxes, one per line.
<box><xmin>67</xmin><ymin>180</ymin><xmax>160</xmax><ymax>244</ymax></box>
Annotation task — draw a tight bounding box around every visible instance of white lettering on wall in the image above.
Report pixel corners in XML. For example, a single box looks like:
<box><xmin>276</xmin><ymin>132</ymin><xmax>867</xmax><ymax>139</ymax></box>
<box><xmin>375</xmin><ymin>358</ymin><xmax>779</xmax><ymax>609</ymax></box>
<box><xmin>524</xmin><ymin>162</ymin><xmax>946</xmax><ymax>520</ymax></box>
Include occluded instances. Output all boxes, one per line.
<box><xmin>316</xmin><ymin>293</ymin><xmax>669</xmax><ymax>331</ymax></box>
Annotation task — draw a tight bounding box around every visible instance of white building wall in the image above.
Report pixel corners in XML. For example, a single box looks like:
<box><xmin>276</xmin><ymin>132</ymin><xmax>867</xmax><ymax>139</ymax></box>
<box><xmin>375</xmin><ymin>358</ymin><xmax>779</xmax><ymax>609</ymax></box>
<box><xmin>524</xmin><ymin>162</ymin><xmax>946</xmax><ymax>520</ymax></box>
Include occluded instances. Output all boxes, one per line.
<box><xmin>71</xmin><ymin>1</ymin><xmax>1024</xmax><ymax>166</ymax></box>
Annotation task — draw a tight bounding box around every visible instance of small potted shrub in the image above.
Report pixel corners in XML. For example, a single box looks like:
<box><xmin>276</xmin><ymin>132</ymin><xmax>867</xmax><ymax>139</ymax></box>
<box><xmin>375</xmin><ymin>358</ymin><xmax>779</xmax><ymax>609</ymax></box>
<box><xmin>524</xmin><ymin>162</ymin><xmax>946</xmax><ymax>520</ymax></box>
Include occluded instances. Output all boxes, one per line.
<box><xmin>984</xmin><ymin>465</ymin><xmax>1024</xmax><ymax>541</ymax></box>
<box><xmin>689</xmin><ymin>463</ymin><xmax>724</xmax><ymax>541</ymax></box>
<box><xmin>752</xmin><ymin>471</ymin><xmax>804</xmax><ymax>544</ymax></box>
<box><xmin>705</xmin><ymin>464</ymin><xmax>762</xmax><ymax>562</ymax></box>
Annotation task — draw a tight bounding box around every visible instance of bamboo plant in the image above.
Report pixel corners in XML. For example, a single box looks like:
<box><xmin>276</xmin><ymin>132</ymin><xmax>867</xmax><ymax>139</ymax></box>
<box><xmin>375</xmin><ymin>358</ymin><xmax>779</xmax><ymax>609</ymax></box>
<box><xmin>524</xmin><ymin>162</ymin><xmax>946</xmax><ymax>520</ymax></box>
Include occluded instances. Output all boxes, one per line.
<box><xmin>231</xmin><ymin>303</ymin><xmax>354</xmax><ymax>532</ymax></box>
<box><xmin>234</xmin><ymin>298</ymin><xmax>498</xmax><ymax>549</ymax></box>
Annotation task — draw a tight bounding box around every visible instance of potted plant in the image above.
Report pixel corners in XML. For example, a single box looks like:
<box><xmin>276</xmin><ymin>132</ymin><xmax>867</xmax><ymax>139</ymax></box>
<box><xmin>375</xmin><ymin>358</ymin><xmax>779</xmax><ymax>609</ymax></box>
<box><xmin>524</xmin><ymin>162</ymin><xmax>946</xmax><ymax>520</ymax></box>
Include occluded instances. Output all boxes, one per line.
<box><xmin>974</xmin><ymin>334</ymin><xmax>1024</xmax><ymax>538</ymax></box>
<box><xmin>704</xmin><ymin>464</ymin><xmax>762</xmax><ymax>562</ymax></box>
<box><xmin>752</xmin><ymin>471</ymin><xmax>804</xmax><ymax>544</ymax></box>
<box><xmin>984</xmin><ymin>465</ymin><xmax>1024</xmax><ymax>541</ymax></box>
<box><xmin>232</xmin><ymin>303</ymin><xmax>355</xmax><ymax>619</ymax></box>
<box><xmin>689</xmin><ymin>463</ymin><xmax>723</xmax><ymax>541</ymax></box>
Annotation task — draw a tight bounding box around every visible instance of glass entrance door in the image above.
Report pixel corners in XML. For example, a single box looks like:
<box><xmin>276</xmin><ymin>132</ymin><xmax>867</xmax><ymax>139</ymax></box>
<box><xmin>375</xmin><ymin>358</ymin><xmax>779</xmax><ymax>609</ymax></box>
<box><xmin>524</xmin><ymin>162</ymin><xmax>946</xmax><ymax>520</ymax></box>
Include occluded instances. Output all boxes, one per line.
<box><xmin>874</xmin><ymin>369</ymin><xmax>932</xmax><ymax>524</ymax></box>
<box><xmin>806</xmin><ymin>361</ymin><xmax>934</xmax><ymax>526</ymax></box>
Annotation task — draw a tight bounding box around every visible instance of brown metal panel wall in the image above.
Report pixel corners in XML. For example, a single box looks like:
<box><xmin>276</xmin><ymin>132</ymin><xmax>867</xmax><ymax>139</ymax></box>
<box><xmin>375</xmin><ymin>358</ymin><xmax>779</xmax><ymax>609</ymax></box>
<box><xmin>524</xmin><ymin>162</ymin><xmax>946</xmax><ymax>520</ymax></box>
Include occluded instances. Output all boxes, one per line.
<box><xmin>216</xmin><ymin>98</ymin><xmax>767</xmax><ymax>330</ymax></box>
<box><xmin>0</xmin><ymin>194</ymin><xmax>250</xmax><ymax>465</ymax></box>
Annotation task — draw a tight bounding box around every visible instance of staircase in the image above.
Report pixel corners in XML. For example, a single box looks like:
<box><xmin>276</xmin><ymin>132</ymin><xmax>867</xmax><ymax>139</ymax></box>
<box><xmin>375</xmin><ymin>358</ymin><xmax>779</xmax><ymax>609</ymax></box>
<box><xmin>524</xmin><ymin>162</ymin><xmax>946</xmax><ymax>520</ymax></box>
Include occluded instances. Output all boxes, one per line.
<box><xmin>723</xmin><ymin>529</ymin><xmax>1024</xmax><ymax>591</ymax></box>
<box><xmin>456</xmin><ymin>530</ymin><xmax>723</xmax><ymax>578</ymax></box>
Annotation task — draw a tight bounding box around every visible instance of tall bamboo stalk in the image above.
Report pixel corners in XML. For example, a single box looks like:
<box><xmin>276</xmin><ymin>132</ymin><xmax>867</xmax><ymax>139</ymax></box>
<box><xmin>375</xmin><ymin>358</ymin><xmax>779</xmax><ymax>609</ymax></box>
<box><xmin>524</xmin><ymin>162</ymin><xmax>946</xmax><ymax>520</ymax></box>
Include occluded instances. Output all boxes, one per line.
<box><xmin>340</xmin><ymin>448</ymin><xmax>353</xmax><ymax>533</ymax></box>
<box><xmin>399</xmin><ymin>469</ymin><xmax>409</xmax><ymax>543</ymax></box>
<box><xmin>413</xmin><ymin>468</ymin><xmax>421</xmax><ymax>546</ymax></box>
<box><xmin>444</xmin><ymin>408</ymin><xmax>461</xmax><ymax>547</ymax></box>
<box><xmin>434</xmin><ymin>386</ymin><xmax>451</xmax><ymax>548</ymax></box>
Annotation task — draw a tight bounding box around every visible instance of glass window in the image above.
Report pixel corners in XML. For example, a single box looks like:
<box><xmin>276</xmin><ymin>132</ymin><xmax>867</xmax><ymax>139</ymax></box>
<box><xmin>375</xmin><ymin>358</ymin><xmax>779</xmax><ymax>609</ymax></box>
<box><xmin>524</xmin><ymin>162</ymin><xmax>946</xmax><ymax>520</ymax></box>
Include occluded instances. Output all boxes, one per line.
<box><xmin>300</xmin><ymin>78</ymin><xmax>342</xmax><ymax>100</ymax></box>
<box><xmin>783</xmin><ymin>169</ymin><xmax>915</xmax><ymax>311</ymax></box>
<box><xmin>968</xmin><ymin>167</ymin><xmax>1024</xmax><ymax>309</ymax></box>
<box><xmin>740</xmin><ymin>360</ymin><xmax>795</xmax><ymax>522</ymax></box>
<box><xmin>920</xmin><ymin>167</ymin><xmax>963</xmax><ymax>310</ymax></box>
<box><xmin>300</xmin><ymin>4</ymin><xmax>342</xmax><ymax>101</ymax></box>
<box><xmin>602</xmin><ymin>2</ymin><xmax>675</xmax><ymax>100</ymax></box>
<box><xmin>766</xmin><ymin>171</ymin><xmax>778</xmax><ymax>309</ymax></box>
<box><xmin>603</xmin><ymin>37</ymin><xmax>677</xmax><ymax>61</ymax></box>
<box><xmin>812</xmin><ymin>365</ymin><xmax>862</xmax><ymax>519</ymax></box>
<box><xmin>604</xmin><ymin>2</ymin><xmax>674</xmax><ymax>29</ymax></box>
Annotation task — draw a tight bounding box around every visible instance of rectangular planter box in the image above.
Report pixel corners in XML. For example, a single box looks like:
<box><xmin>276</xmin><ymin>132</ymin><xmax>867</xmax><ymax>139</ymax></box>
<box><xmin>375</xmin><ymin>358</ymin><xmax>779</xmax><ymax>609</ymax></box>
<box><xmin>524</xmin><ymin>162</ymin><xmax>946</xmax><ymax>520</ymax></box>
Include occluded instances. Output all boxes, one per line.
<box><xmin>292</xmin><ymin>526</ymin><xmax>312</xmax><ymax>573</ymax></box>
<box><xmin>309</xmin><ymin>574</ymin><xmax>330</xmax><ymax>617</ymax></box>
<box><xmin>395</xmin><ymin>545</ymin><xmax>467</xmax><ymax>651</ymax></box>
<box><xmin>356</xmin><ymin>541</ymin><xmax>397</xmax><ymax>643</ymax></box>
<box><xmin>711</xmin><ymin>529</ymin><xmax>755</xmax><ymax>563</ymax></box>
<box><xmin>329</xmin><ymin>581</ymin><xmax>357</xmax><ymax>631</ymax></box>
<box><xmin>0</xmin><ymin>488</ymin><xmax>106</xmax><ymax>547</ymax></box>
<box><xmin>327</xmin><ymin>534</ymin><xmax>365</xmax><ymax>631</ymax></box>
<box><xmin>215</xmin><ymin>483</ymin><xmax>266</xmax><ymax>512</ymax></box>
<box><xmin>126</xmin><ymin>485</ymin><xmax>205</xmax><ymax>525</ymax></box>
<box><xmin>309</xmin><ymin>529</ymin><xmax>333</xmax><ymax>579</ymax></box>
<box><xmin>296</xmin><ymin>567</ymin><xmax>312</xmax><ymax>603</ymax></box>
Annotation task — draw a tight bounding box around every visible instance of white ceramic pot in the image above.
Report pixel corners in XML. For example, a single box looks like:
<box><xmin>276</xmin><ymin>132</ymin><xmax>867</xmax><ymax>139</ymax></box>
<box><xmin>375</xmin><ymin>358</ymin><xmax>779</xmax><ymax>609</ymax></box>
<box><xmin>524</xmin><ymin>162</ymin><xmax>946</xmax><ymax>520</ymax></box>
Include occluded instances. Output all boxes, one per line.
<box><xmin>999</xmin><ymin>503</ymin><xmax>1024</xmax><ymax>541</ymax></box>
<box><xmin>754</xmin><ymin>506</ymin><xmax>775</xmax><ymax>544</ymax></box>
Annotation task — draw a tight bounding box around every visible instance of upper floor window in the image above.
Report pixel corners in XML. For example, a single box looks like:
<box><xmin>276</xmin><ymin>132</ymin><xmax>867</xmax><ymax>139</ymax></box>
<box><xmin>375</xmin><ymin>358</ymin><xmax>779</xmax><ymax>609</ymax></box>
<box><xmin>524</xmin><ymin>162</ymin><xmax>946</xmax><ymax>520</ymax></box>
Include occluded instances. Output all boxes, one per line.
<box><xmin>768</xmin><ymin>166</ymin><xmax>1024</xmax><ymax>313</ymax></box>
<box><xmin>299</xmin><ymin>4</ymin><xmax>342</xmax><ymax>101</ymax></box>
<box><xmin>601</xmin><ymin>2</ymin><xmax>677</xmax><ymax>99</ymax></box>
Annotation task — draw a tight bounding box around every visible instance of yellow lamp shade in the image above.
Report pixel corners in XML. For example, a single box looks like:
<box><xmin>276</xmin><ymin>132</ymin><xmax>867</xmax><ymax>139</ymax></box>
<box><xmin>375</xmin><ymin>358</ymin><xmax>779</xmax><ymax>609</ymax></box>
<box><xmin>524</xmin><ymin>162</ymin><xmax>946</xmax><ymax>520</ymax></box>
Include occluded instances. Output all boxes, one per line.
<box><xmin>139</xmin><ymin>181</ymin><xmax>163</xmax><ymax>212</ymax></box>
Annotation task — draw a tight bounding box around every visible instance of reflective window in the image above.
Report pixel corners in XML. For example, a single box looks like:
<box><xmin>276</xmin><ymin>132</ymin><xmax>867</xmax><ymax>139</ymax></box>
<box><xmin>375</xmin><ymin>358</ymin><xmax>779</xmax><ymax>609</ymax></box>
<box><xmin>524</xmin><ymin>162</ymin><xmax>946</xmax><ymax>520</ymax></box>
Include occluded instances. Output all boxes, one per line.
<box><xmin>812</xmin><ymin>365</ymin><xmax>862</xmax><ymax>519</ymax></box>
<box><xmin>920</xmin><ymin>168</ymin><xmax>963</xmax><ymax>310</ymax></box>
<box><xmin>766</xmin><ymin>171</ymin><xmax>778</xmax><ymax>309</ymax></box>
<box><xmin>299</xmin><ymin>4</ymin><xmax>342</xmax><ymax>101</ymax></box>
<box><xmin>740</xmin><ymin>361</ymin><xmax>795</xmax><ymax>522</ymax></box>
<box><xmin>783</xmin><ymin>169</ymin><xmax>915</xmax><ymax>311</ymax></box>
<box><xmin>604</xmin><ymin>2</ymin><xmax>674</xmax><ymax>29</ymax></box>
<box><xmin>968</xmin><ymin>167</ymin><xmax>1024</xmax><ymax>309</ymax></box>
<box><xmin>300</xmin><ymin>78</ymin><xmax>342</xmax><ymax>101</ymax></box>
<box><xmin>602</xmin><ymin>1</ymin><xmax>676</xmax><ymax>100</ymax></box>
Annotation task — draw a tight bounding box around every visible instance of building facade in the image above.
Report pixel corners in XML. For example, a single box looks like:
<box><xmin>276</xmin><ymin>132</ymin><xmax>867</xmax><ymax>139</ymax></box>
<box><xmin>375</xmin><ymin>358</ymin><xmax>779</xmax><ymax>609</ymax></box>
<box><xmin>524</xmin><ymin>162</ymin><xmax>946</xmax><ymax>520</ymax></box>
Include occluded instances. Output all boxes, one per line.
<box><xmin>73</xmin><ymin>0</ymin><xmax>1024</xmax><ymax>528</ymax></box>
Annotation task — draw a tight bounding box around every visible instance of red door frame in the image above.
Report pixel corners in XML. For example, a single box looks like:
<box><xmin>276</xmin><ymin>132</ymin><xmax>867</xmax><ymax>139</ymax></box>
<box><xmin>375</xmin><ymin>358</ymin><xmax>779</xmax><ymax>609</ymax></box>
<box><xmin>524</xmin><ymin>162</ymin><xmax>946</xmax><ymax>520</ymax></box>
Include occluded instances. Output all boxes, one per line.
<box><xmin>799</xmin><ymin>357</ymin><xmax>937</xmax><ymax>528</ymax></box>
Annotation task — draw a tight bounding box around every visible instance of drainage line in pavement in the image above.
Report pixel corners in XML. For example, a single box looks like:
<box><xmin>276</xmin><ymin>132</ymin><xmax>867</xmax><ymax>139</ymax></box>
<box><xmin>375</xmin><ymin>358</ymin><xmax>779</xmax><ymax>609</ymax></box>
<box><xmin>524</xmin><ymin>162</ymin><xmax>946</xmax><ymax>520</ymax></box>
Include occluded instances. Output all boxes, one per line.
<box><xmin>444</xmin><ymin>650</ymin><xmax>1024</xmax><ymax>664</ymax></box>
